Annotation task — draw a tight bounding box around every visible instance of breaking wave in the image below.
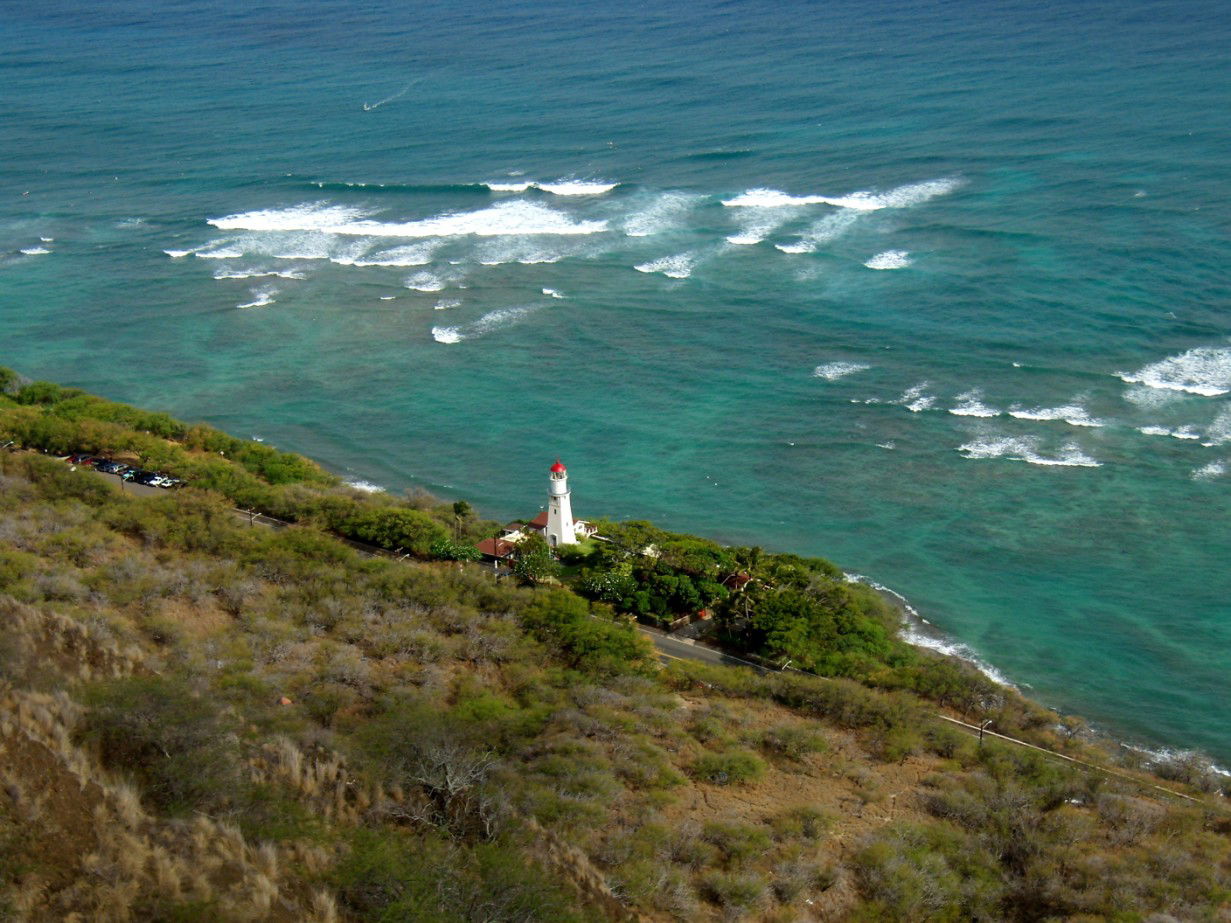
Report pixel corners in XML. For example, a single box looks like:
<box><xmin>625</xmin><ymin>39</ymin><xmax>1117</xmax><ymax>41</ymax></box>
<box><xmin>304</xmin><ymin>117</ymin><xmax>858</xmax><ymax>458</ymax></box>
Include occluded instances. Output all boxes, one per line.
<box><xmin>484</xmin><ymin>178</ymin><xmax>617</xmax><ymax>195</ymax></box>
<box><xmin>958</xmin><ymin>436</ymin><xmax>1102</xmax><ymax>468</ymax></box>
<box><xmin>844</xmin><ymin>574</ymin><xmax>1013</xmax><ymax>686</ymax></box>
<box><xmin>634</xmin><ymin>253</ymin><xmax>695</xmax><ymax>279</ymax></box>
<box><xmin>344</xmin><ymin>241</ymin><xmax>439</xmax><ymax>267</ymax></box>
<box><xmin>1008</xmin><ymin>402</ymin><xmax>1105</xmax><ymax>428</ymax></box>
<box><xmin>405</xmin><ymin>271</ymin><xmax>446</xmax><ymax>292</ymax></box>
<box><xmin>432</xmin><ymin>305</ymin><xmax>538</xmax><ymax>344</ymax></box>
<box><xmin>775</xmin><ymin>210</ymin><xmax>861</xmax><ymax>254</ymax></box>
<box><xmin>1137</xmin><ymin>425</ymin><xmax>1201</xmax><ymax>440</ymax></box>
<box><xmin>622</xmin><ymin>192</ymin><xmax>703</xmax><ymax>237</ymax></box>
<box><xmin>864</xmin><ymin>249</ymin><xmax>912</xmax><ymax>270</ymax></box>
<box><xmin>345</xmin><ymin>478</ymin><xmax>386</xmax><ymax>493</ymax></box>
<box><xmin>209</xmin><ymin>200</ymin><xmax>608</xmax><ymax>238</ymax></box>
<box><xmin>236</xmin><ymin>286</ymin><xmax>278</xmax><ymax>309</ymax></box>
<box><xmin>948</xmin><ymin>390</ymin><xmax>1000</xmax><ymax>417</ymax></box>
<box><xmin>1192</xmin><ymin>460</ymin><xmax>1227</xmax><ymax>481</ymax></box>
<box><xmin>1118</xmin><ymin>346</ymin><xmax>1231</xmax><ymax>397</ymax></box>
<box><xmin>1202</xmin><ymin>405</ymin><xmax>1231</xmax><ymax>446</ymax></box>
<box><xmin>212</xmin><ymin>267</ymin><xmax>306</xmax><ymax>280</ymax></box>
<box><xmin>898</xmin><ymin>382</ymin><xmax>937</xmax><ymax>413</ymax></box>
<box><xmin>723</xmin><ymin>177</ymin><xmax>962</xmax><ymax>211</ymax></box>
<box><xmin>813</xmin><ymin>361</ymin><xmax>870</xmax><ymax>381</ymax></box>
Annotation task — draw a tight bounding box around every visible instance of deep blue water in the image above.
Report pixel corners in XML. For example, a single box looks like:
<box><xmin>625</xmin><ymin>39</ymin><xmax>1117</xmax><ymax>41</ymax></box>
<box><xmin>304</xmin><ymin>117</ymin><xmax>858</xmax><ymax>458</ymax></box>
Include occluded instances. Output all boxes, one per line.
<box><xmin>2</xmin><ymin>0</ymin><xmax>1229</xmax><ymax>760</ymax></box>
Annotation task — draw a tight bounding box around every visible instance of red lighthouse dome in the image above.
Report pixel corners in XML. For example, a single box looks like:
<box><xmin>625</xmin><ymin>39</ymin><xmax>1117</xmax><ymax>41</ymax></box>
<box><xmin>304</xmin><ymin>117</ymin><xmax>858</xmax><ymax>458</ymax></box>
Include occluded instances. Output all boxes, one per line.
<box><xmin>550</xmin><ymin>459</ymin><xmax>567</xmax><ymax>474</ymax></box>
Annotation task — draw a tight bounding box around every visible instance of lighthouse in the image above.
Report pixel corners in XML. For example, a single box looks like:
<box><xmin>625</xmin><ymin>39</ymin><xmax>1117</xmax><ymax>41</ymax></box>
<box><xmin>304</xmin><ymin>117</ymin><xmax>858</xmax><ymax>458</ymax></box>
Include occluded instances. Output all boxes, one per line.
<box><xmin>545</xmin><ymin>459</ymin><xmax>576</xmax><ymax>548</ymax></box>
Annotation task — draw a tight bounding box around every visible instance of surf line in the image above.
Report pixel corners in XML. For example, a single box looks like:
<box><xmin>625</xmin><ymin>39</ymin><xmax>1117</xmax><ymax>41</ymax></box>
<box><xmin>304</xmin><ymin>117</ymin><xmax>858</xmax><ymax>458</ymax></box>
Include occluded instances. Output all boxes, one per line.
<box><xmin>362</xmin><ymin>78</ymin><xmax>421</xmax><ymax>112</ymax></box>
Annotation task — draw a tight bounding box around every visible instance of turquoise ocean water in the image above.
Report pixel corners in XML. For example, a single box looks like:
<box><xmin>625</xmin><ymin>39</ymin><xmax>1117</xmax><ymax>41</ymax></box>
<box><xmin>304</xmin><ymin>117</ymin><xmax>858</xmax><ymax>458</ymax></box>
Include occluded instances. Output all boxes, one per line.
<box><xmin>2</xmin><ymin>0</ymin><xmax>1229</xmax><ymax>759</ymax></box>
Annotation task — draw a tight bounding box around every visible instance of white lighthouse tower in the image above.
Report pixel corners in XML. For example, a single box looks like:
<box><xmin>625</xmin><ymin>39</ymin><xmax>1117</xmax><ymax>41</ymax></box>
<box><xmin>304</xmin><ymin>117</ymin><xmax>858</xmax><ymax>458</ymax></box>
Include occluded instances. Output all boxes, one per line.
<box><xmin>545</xmin><ymin>459</ymin><xmax>576</xmax><ymax>548</ymax></box>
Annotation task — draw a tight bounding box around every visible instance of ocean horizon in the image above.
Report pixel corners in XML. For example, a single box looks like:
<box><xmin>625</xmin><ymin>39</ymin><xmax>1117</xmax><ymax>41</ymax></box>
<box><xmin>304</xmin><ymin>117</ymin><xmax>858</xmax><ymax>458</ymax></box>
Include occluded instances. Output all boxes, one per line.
<box><xmin>2</xmin><ymin>0</ymin><xmax>1229</xmax><ymax>761</ymax></box>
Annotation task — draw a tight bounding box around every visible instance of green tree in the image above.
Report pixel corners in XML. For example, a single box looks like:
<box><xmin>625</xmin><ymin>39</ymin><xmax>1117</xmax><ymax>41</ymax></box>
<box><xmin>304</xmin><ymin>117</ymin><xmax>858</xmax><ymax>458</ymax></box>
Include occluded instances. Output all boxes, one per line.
<box><xmin>345</xmin><ymin>507</ymin><xmax>448</xmax><ymax>557</ymax></box>
<box><xmin>510</xmin><ymin>533</ymin><xmax>558</xmax><ymax>586</ymax></box>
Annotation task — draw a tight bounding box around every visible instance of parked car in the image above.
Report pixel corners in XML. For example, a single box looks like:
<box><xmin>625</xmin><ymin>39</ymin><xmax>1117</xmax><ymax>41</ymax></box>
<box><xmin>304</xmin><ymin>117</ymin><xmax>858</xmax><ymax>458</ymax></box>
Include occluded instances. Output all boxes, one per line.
<box><xmin>96</xmin><ymin>460</ymin><xmax>126</xmax><ymax>474</ymax></box>
<box><xmin>121</xmin><ymin>468</ymin><xmax>147</xmax><ymax>482</ymax></box>
<box><xmin>79</xmin><ymin>456</ymin><xmax>101</xmax><ymax>467</ymax></box>
<box><xmin>66</xmin><ymin>453</ymin><xmax>88</xmax><ymax>464</ymax></box>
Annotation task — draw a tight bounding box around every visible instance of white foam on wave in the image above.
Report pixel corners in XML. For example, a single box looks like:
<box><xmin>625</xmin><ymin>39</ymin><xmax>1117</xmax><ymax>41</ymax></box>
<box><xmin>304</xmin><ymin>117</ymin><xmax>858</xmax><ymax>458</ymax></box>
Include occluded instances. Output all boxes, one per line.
<box><xmin>1008</xmin><ymin>402</ymin><xmax>1104</xmax><ymax>428</ymax></box>
<box><xmin>485</xmin><ymin>181</ymin><xmax>532</xmax><ymax>193</ymax></box>
<box><xmin>474</xmin><ymin>236</ymin><xmax>586</xmax><ymax>266</ymax></box>
<box><xmin>1118</xmin><ymin>346</ymin><xmax>1231</xmax><ymax>397</ymax></box>
<box><xmin>164</xmin><ymin>247</ymin><xmax>202</xmax><ymax>258</ymax></box>
<box><xmin>634</xmin><ymin>253</ymin><xmax>695</xmax><ymax>279</ymax></box>
<box><xmin>433</xmin><ymin>297</ymin><xmax>461</xmax><ymax>310</ymax></box>
<box><xmin>723</xmin><ymin>188</ymin><xmax>823</xmax><ymax>208</ymax></box>
<box><xmin>344</xmin><ymin>241</ymin><xmax>439</xmax><ymax>267</ymax></box>
<box><xmin>775</xmin><ymin>241</ymin><xmax>815</xmax><ymax>254</ymax></box>
<box><xmin>534</xmin><ymin>179</ymin><xmax>617</xmax><ymax>196</ymax></box>
<box><xmin>622</xmin><ymin>191</ymin><xmax>703</xmax><ymax>237</ymax></box>
<box><xmin>864</xmin><ymin>249</ymin><xmax>912</xmax><ymax>270</ymax></box>
<box><xmin>484</xmin><ymin>178</ymin><xmax>616</xmax><ymax>196</ymax></box>
<box><xmin>542</xmin><ymin>288</ymin><xmax>565</xmax><ymax>299</ymax></box>
<box><xmin>405</xmin><ymin>271</ymin><xmax>446</xmax><ymax>292</ymax></box>
<box><xmin>345</xmin><ymin>478</ymin><xmax>387</xmax><ymax>493</ymax></box>
<box><xmin>958</xmin><ymin>435</ymin><xmax>1101</xmax><ymax>468</ymax></box>
<box><xmin>1138</xmin><ymin>425</ymin><xmax>1201</xmax><ymax>440</ymax></box>
<box><xmin>725</xmin><ymin>203</ymin><xmax>802</xmax><ymax>245</ymax></box>
<box><xmin>209</xmin><ymin>199</ymin><xmax>607</xmax><ymax>238</ymax></box>
<box><xmin>1123</xmin><ymin>384</ymin><xmax>1184</xmax><ymax>409</ymax></box>
<box><xmin>898</xmin><ymin>382</ymin><xmax>936</xmax><ymax>413</ymax></box>
<box><xmin>1192</xmin><ymin>460</ymin><xmax>1227</xmax><ymax>481</ymax></box>
<box><xmin>212</xmin><ymin>267</ymin><xmax>306</xmax><ymax>280</ymax></box>
<box><xmin>210</xmin><ymin>203</ymin><xmax>368</xmax><ymax>233</ymax></box>
<box><xmin>237</xmin><ymin>285</ymin><xmax>278</xmax><ymax>309</ymax></box>
<box><xmin>1202</xmin><ymin>405</ymin><xmax>1231</xmax><ymax>446</ymax></box>
<box><xmin>813</xmin><ymin>361</ymin><xmax>870</xmax><ymax>381</ymax></box>
<box><xmin>39</xmin><ymin>237</ymin><xmax>54</xmax><ymax>243</ymax></box>
<box><xmin>195</xmin><ymin>247</ymin><xmax>246</xmax><ymax>260</ymax></box>
<box><xmin>844</xmin><ymin>573</ymin><xmax>1014</xmax><ymax>686</ymax></box>
<box><xmin>723</xmin><ymin>177</ymin><xmax>962</xmax><ymax>211</ymax></box>
<box><xmin>431</xmin><ymin>304</ymin><xmax>538</xmax><ymax>345</ymax></box>
<box><xmin>115</xmin><ymin>217</ymin><xmax>146</xmax><ymax>229</ymax></box>
<box><xmin>431</xmin><ymin>326</ymin><xmax>462</xmax><ymax>344</ymax></box>
<box><xmin>948</xmin><ymin>390</ymin><xmax>1000</xmax><ymax>417</ymax></box>
<box><xmin>19</xmin><ymin>246</ymin><xmax>50</xmax><ymax>255</ymax></box>
<box><xmin>776</xmin><ymin>210</ymin><xmax>861</xmax><ymax>254</ymax></box>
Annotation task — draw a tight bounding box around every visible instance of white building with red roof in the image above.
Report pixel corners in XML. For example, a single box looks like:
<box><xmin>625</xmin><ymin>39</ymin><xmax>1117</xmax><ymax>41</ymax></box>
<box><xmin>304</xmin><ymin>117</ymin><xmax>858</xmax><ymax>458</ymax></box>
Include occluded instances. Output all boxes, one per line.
<box><xmin>475</xmin><ymin>459</ymin><xmax>596</xmax><ymax>562</ymax></box>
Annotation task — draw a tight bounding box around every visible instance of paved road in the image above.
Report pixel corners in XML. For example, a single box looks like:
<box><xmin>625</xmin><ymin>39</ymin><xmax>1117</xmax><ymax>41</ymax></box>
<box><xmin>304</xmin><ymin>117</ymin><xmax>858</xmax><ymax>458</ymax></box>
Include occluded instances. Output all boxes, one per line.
<box><xmin>636</xmin><ymin>624</ymin><xmax>769</xmax><ymax>672</ymax></box>
<box><xmin>83</xmin><ymin>467</ymin><xmax>164</xmax><ymax>497</ymax></box>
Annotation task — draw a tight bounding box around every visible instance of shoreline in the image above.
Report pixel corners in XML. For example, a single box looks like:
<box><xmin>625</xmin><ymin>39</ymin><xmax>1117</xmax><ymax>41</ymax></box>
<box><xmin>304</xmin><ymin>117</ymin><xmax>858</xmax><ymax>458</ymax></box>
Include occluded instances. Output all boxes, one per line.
<box><xmin>337</xmin><ymin>470</ymin><xmax>1226</xmax><ymax>775</ymax></box>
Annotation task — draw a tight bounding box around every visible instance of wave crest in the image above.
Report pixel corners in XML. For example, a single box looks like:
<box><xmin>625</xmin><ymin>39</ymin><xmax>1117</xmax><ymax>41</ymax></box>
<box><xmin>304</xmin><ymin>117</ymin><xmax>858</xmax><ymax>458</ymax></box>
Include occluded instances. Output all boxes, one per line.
<box><xmin>1118</xmin><ymin>346</ymin><xmax>1231</xmax><ymax>397</ymax></box>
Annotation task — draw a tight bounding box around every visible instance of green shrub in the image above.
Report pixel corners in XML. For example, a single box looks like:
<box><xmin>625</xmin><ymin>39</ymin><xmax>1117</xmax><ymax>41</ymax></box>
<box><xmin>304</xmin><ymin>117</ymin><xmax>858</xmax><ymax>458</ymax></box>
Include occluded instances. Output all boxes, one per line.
<box><xmin>335</xmin><ymin>829</ymin><xmax>590</xmax><ymax>923</ymax></box>
<box><xmin>343</xmin><ymin>507</ymin><xmax>448</xmax><ymax>557</ymax></box>
<box><xmin>701</xmin><ymin>820</ymin><xmax>771</xmax><ymax>865</ymax></box>
<box><xmin>76</xmin><ymin>675</ymin><xmax>243</xmax><ymax>815</ymax></box>
<box><xmin>692</xmin><ymin>749</ymin><xmax>766</xmax><ymax>785</ymax></box>
<box><xmin>762</xmin><ymin>723</ymin><xmax>828</xmax><ymax>760</ymax></box>
<box><xmin>699</xmin><ymin>870</ymin><xmax>767</xmax><ymax>912</ymax></box>
<box><xmin>768</xmin><ymin>805</ymin><xmax>833</xmax><ymax>841</ymax></box>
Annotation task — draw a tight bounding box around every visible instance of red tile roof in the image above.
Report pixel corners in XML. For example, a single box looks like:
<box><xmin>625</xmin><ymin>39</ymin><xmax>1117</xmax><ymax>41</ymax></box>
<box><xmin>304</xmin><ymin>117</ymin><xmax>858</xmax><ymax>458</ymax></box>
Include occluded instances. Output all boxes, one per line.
<box><xmin>528</xmin><ymin>511</ymin><xmax>549</xmax><ymax>529</ymax></box>
<box><xmin>476</xmin><ymin>537</ymin><xmax>517</xmax><ymax>558</ymax></box>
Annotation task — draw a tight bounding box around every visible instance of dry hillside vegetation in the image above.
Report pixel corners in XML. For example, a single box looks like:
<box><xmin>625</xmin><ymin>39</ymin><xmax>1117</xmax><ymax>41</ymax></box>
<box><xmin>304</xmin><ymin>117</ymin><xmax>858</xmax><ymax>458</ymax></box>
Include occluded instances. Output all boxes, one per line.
<box><xmin>1</xmin><ymin>403</ymin><xmax>1230</xmax><ymax>919</ymax></box>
